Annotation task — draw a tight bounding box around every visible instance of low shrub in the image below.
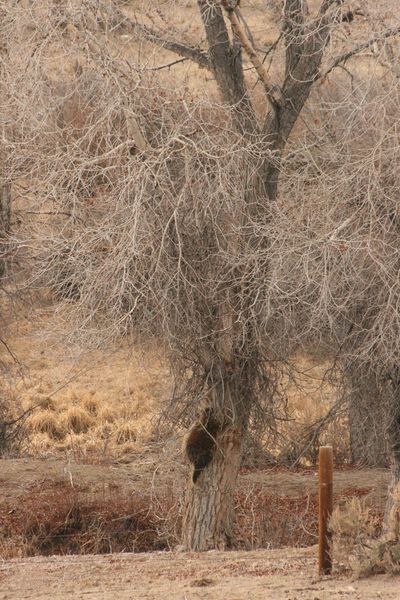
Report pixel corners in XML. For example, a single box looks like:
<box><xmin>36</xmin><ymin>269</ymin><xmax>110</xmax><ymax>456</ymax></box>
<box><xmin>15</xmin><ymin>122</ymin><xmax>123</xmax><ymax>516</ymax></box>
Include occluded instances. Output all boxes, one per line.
<box><xmin>0</xmin><ymin>481</ymin><xmax>179</xmax><ymax>558</ymax></box>
<box><xmin>330</xmin><ymin>495</ymin><xmax>388</xmax><ymax>575</ymax></box>
<box><xmin>0</xmin><ymin>476</ymin><xmax>383</xmax><ymax>558</ymax></box>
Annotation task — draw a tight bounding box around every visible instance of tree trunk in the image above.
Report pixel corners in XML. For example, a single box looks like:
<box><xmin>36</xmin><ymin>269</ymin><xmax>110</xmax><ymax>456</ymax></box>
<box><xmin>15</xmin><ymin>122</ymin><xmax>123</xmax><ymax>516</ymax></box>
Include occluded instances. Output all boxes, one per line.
<box><xmin>179</xmin><ymin>0</ymin><xmax>339</xmax><ymax>552</ymax></box>
<box><xmin>383</xmin><ymin>458</ymin><xmax>400</xmax><ymax>541</ymax></box>
<box><xmin>0</xmin><ymin>181</ymin><xmax>11</xmax><ymax>277</ymax></box>
<box><xmin>383</xmin><ymin>374</ymin><xmax>400</xmax><ymax>540</ymax></box>
<box><xmin>348</xmin><ymin>370</ymin><xmax>387</xmax><ymax>467</ymax></box>
<box><xmin>182</xmin><ymin>425</ymin><xmax>243</xmax><ymax>551</ymax></box>
<box><xmin>349</xmin><ymin>400</ymin><xmax>386</xmax><ymax>467</ymax></box>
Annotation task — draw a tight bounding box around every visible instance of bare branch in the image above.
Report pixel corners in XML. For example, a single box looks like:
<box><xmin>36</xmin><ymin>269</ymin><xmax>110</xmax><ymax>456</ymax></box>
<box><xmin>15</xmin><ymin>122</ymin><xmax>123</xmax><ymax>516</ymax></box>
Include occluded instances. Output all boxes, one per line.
<box><xmin>116</xmin><ymin>14</ymin><xmax>211</xmax><ymax>70</ymax></box>
<box><xmin>321</xmin><ymin>25</ymin><xmax>400</xmax><ymax>80</ymax></box>
<box><xmin>143</xmin><ymin>57</ymin><xmax>189</xmax><ymax>72</ymax></box>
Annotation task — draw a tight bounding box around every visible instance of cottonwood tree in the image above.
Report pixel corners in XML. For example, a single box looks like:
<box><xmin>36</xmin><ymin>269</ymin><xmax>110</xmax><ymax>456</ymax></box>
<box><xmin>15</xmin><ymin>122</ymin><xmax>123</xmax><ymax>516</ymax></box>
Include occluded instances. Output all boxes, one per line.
<box><xmin>2</xmin><ymin>0</ymin><xmax>400</xmax><ymax>551</ymax></box>
<box><xmin>118</xmin><ymin>0</ymin><xmax>400</xmax><ymax>550</ymax></box>
<box><xmin>268</xmin><ymin>63</ymin><xmax>400</xmax><ymax>540</ymax></box>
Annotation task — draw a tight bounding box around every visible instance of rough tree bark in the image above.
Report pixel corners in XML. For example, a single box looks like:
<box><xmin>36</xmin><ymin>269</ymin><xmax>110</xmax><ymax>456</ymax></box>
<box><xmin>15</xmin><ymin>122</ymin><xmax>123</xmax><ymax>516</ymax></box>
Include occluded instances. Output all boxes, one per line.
<box><xmin>0</xmin><ymin>180</ymin><xmax>11</xmax><ymax>277</ymax></box>
<box><xmin>183</xmin><ymin>355</ymin><xmax>254</xmax><ymax>550</ymax></box>
<box><xmin>348</xmin><ymin>369</ymin><xmax>387</xmax><ymax>467</ymax></box>
<box><xmin>183</xmin><ymin>425</ymin><xmax>244</xmax><ymax>550</ymax></box>
<box><xmin>383</xmin><ymin>371</ymin><xmax>400</xmax><ymax>540</ymax></box>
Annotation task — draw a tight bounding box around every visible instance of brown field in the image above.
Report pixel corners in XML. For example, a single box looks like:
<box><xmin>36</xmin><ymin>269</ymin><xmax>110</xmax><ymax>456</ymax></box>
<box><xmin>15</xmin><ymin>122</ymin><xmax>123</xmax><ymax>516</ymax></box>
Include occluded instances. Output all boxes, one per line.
<box><xmin>0</xmin><ymin>291</ymin><xmax>344</xmax><ymax>463</ymax></box>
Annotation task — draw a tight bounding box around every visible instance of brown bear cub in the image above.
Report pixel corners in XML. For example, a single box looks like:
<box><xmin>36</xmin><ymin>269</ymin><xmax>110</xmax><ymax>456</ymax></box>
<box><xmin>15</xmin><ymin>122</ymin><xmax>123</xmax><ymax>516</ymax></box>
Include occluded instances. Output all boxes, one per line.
<box><xmin>185</xmin><ymin>408</ymin><xmax>220</xmax><ymax>483</ymax></box>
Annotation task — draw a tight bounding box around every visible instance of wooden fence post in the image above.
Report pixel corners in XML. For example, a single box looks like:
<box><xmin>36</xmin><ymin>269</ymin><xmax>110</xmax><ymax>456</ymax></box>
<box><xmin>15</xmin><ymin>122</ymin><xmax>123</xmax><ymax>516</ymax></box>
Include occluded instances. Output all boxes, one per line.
<box><xmin>318</xmin><ymin>445</ymin><xmax>333</xmax><ymax>575</ymax></box>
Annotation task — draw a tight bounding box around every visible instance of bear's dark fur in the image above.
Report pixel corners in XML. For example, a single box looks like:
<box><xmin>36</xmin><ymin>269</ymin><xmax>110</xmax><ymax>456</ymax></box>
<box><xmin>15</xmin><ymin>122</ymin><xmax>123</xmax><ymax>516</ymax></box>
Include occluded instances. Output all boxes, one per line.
<box><xmin>185</xmin><ymin>409</ymin><xmax>220</xmax><ymax>483</ymax></box>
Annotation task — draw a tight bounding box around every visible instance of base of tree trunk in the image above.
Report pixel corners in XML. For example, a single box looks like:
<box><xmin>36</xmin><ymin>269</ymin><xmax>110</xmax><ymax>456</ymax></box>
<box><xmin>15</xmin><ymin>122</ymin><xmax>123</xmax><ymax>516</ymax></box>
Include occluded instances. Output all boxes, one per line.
<box><xmin>383</xmin><ymin>459</ymin><xmax>400</xmax><ymax>541</ymax></box>
<box><xmin>383</xmin><ymin>378</ymin><xmax>400</xmax><ymax>540</ymax></box>
<box><xmin>182</xmin><ymin>427</ymin><xmax>243</xmax><ymax>551</ymax></box>
<box><xmin>0</xmin><ymin>183</ymin><xmax>11</xmax><ymax>277</ymax></box>
<box><xmin>348</xmin><ymin>372</ymin><xmax>387</xmax><ymax>467</ymax></box>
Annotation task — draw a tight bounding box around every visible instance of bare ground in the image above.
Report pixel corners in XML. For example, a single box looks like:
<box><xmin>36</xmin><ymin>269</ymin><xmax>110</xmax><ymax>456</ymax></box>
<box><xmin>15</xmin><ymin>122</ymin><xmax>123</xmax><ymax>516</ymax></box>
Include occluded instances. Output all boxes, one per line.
<box><xmin>0</xmin><ymin>458</ymin><xmax>390</xmax><ymax>506</ymax></box>
<box><xmin>1</xmin><ymin>547</ymin><xmax>400</xmax><ymax>600</ymax></box>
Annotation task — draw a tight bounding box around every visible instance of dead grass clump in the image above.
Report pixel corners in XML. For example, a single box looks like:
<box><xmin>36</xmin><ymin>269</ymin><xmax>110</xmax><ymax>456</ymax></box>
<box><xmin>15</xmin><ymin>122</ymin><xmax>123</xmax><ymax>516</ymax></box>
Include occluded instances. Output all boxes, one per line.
<box><xmin>98</xmin><ymin>406</ymin><xmax>116</xmax><ymax>424</ymax></box>
<box><xmin>119</xmin><ymin>442</ymin><xmax>138</xmax><ymax>455</ymax></box>
<box><xmin>0</xmin><ymin>481</ymin><xmax>179</xmax><ymax>558</ymax></box>
<box><xmin>81</xmin><ymin>394</ymin><xmax>101</xmax><ymax>416</ymax></box>
<box><xmin>356</xmin><ymin>539</ymin><xmax>400</xmax><ymax>577</ymax></box>
<box><xmin>61</xmin><ymin>407</ymin><xmax>94</xmax><ymax>434</ymax></box>
<box><xmin>356</xmin><ymin>485</ymin><xmax>400</xmax><ymax>577</ymax></box>
<box><xmin>27</xmin><ymin>411</ymin><xmax>65</xmax><ymax>440</ymax></box>
<box><xmin>330</xmin><ymin>496</ymin><xmax>384</xmax><ymax>575</ymax></box>
<box><xmin>114</xmin><ymin>421</ymin><xmax>137</xmax><ymax>445</ymax></box>
<box><xmin>29</xmin><ymin>433</ymin><xmax>54</xmax><ymax>454</ymax></box>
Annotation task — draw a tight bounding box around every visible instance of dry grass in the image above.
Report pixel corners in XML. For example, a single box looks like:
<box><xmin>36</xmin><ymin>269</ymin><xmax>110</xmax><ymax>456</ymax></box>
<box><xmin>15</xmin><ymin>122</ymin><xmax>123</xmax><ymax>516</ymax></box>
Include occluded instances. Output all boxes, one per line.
<box><xmin>28</xmin><ymin>411</ymin><xmax>65</xmax><ymax>439</ymax></box>
<box><xmin>1</xmin><ymin>303</ymin><xmax>343</xmax><ymax>464</ymax></box>
<box><xmin>331</xmin><ymin>487</ymin><xmax>400</xmax><ymax>576</ymax></box>
<box><xmin>17</xmin><ymin>344</ymin><xmax>349</xmax><ymax>463</ymax></box>
<box><xmin>330</xmin><ymin>497</ymin><xmax>394</xmax><ymax>577</ymax></box>
<box><xmin>61</xmin><ymin>407</ymin><xmax>95</xmax><ymax>435</ymax></box>
<box><xmin>0</xmin><ymin>302</ymin><xmax>172</xmax><ymax>459</ymax></box>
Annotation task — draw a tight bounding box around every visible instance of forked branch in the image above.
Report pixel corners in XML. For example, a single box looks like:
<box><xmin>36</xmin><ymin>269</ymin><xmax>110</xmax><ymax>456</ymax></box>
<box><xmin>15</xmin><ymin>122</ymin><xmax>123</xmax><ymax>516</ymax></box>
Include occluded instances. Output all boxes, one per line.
<box><xmin>224</xmin><ymin>6</ymin><xmax>282</xmax><ymax>109</ymax></box>
<box><xmin>321</xmin><ymin>25</ymin><xmax>400</xmax><ymax>80</ymax></box>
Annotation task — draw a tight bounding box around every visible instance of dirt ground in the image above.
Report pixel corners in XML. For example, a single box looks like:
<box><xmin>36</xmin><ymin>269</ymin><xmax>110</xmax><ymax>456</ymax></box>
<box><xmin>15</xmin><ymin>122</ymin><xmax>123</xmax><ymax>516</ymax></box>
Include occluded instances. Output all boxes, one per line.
<box><xmin>1</xmin><ymin>546</ymin><xmax>399</xmax><ymax>600</ymax></box>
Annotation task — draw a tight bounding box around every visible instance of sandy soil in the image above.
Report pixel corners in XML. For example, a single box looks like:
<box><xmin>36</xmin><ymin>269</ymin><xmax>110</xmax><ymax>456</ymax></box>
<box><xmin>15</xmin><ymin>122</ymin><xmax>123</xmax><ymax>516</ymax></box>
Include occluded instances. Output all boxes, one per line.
<box><xmin>1</xmin><ymin>546</ymin><xmax>399</xmax><ymax>600</ymax></box>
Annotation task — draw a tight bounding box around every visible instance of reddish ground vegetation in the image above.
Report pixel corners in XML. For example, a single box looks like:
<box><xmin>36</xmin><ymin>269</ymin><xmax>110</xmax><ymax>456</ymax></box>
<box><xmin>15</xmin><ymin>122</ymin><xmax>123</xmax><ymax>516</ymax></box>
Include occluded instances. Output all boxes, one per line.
<box><xmin>234</xmin><ymin>485</ymin><xmax>383</xmax><ymax>550</ymax></box>
<box><xmin>0</xmin><ymin>481</ymin><xmax>177</xmax><ymax>557</ymax></box>
<box><xmin>0</xmin><ymin>477</ymin><xmax>384</xmax><ymax>558</ymax></box>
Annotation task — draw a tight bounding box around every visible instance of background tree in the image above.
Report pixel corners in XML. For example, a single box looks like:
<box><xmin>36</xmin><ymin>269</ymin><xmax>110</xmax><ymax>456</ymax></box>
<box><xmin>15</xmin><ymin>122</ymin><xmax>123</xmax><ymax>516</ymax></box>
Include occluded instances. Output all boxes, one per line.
<box><xmin>268</xmin><ymin>61</ymin><xmax>400</xmax><ymax>539</ymax></box>
<box><xmin>348</xmin><ymin>364</ymin><xmax>387</xmax><ymax>467</ymax></box>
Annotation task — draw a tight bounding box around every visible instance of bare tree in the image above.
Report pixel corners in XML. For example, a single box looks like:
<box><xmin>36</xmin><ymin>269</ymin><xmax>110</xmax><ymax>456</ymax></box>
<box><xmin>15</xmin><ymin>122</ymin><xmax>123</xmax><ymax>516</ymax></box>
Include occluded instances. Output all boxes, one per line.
<box><xmin>267</xmin><ymin>59</ymin><xmax>400</xmax><ymax>539</ymax></box>
<box><xmin>2</xmin><ymin>0</ymin><xmax>400</xmax><ymax>551</ymax></box>
<box><xmin>119</xmin><ymin>0</ymin><xmax>362</xmax><ymax>551</ymax></box>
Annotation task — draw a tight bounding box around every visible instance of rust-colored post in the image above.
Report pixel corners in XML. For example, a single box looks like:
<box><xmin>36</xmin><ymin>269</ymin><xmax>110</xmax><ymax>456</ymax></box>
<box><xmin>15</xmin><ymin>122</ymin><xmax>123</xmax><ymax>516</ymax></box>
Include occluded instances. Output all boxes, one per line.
<box><xmin>318</xmin><ymin>445</ymin><xmax>333</xmax><ymax>575</ymax></box>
